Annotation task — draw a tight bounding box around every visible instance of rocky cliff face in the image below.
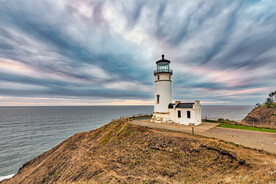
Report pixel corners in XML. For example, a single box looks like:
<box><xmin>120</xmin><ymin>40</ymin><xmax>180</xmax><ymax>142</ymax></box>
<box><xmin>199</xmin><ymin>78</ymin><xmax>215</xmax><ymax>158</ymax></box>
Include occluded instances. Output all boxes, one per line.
<box><xmin>242</xmin><ymin>105</ymin><xmax>276</xmax><ymax>128</ymax></box>
<box><xmin>2</xmin><ymin>119</ymin><xmax>276</xmax><ymax>184</ymax></box>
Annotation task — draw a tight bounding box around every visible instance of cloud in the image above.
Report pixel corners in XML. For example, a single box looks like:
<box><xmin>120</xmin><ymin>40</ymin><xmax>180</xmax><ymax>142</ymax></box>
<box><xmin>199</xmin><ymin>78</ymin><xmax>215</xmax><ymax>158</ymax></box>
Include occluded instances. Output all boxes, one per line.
<box><xmin>0</xmin><ymin>0</ymin><xmax>275</xmax><ymax>105</ymax></box>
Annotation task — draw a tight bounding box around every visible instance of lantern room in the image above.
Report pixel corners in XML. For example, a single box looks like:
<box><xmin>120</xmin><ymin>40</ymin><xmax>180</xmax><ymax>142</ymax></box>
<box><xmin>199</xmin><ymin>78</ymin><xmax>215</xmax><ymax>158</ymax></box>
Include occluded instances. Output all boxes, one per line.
<box><xmin>154</xmin><ymin>55</ymin><xmax>172</xmax><ymax>75</ymax></box>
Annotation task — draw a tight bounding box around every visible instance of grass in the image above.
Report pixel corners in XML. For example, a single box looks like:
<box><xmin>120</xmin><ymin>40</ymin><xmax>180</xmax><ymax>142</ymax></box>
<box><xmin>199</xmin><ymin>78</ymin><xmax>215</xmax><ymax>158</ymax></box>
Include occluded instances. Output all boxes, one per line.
<box><xmin>217</xmin><ymin>123</ymin><xmax>276</xmax><ymax>133</ymax></box>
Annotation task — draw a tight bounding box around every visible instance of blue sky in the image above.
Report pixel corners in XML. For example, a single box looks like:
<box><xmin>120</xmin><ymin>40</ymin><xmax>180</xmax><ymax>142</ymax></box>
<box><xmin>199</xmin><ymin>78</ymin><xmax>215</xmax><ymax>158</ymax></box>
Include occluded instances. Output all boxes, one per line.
<box><xmin>0</xmin><ymin>0</ymin><xmax>275</xmax><ymax>106</ymax></box>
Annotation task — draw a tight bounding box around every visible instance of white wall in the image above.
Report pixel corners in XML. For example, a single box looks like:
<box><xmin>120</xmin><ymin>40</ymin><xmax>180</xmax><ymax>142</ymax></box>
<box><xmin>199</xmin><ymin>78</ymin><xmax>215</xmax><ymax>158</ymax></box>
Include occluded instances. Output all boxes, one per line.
<box><xmin>154</xmin><ymin>73</ymin><xmax>172</xmax><ymax>113</ymax></box>
<box><xmin>155</xmin><ymin>73</ymin><xmax>171</xmax><ymax>81</ymax></box>
<box><xmin>194</xmin><ymin>101</ymin><xmax>201</xmax><ymax>125</ymax></box>
<box><xmin>175</xmin><ymin>109</ymin><xmax>196</xmax><ymax>125</ymax></box>
<box><xmin>169</xmin><ymin>108</ymin><xmax>175</xmax><ymax>121</ymax></box>
<box><xmin>168</xmin><ymin>101</ymin><xmax>202</xmax><ymax>125</ymax></box>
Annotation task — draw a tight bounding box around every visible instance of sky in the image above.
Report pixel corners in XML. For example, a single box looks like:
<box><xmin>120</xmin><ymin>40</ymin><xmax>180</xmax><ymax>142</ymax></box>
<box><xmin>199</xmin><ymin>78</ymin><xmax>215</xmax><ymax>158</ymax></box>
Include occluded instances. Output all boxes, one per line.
<box><xmin>0</xmin><ymin>0</ymin><xmax>276</xmax><ymax>106</ymax></box>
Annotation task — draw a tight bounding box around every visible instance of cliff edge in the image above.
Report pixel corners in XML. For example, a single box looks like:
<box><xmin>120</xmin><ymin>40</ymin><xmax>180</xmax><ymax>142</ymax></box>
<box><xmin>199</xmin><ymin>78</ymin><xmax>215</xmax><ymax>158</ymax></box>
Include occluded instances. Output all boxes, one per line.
<box><xmin>2</xmin><ymin>119</ymin><xmax>276</xmax><ymax>183</ymax></box>
<box><xmin>241</xmin><ymin>105</ymin><xmax>276</xmax><ymax>128</ymax></box>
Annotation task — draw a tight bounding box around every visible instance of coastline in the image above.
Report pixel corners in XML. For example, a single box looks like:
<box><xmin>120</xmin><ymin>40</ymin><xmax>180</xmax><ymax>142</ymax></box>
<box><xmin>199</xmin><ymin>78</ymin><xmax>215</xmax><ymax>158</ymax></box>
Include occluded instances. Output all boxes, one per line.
<box><xmin>0</xmin><ymin>105</ymin><xmax>253</xmax><ymax>179</ymax></box>
<box><xmin>0</xmin><ymin>174</ymin><xmax>14</xmax><ymax>182</ymax></box>
<box><xmin>2</xmin><ymin>119</ymin><xmax>276</xmax><ymax>183</ymax></box>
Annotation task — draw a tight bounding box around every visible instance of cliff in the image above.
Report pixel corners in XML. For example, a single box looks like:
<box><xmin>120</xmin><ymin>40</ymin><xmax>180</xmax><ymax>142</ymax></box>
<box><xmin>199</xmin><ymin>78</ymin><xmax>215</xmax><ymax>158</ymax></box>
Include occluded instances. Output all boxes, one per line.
<box><xmin>241</xmin><ymin>105</ymin><xmax>276</xmax><ymax>128</ymax></box>
<box><xmin>2</xmin><ymin>119</ymin><xmax>276</xmax><ymax>183</ymax></box>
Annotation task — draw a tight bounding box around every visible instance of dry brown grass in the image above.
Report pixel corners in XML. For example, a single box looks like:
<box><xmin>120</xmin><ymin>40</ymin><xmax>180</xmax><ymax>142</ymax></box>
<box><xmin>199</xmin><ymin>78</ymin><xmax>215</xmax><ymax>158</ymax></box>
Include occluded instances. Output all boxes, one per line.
<box><xmin>2</xmin><ymin>119</ymin><xmax>276</xmax><ymax>184</ymax></box>
<box><xmin>242</xmin><ymin>105</ymin><xmax>276</xmax><ymax>129</ymax></box>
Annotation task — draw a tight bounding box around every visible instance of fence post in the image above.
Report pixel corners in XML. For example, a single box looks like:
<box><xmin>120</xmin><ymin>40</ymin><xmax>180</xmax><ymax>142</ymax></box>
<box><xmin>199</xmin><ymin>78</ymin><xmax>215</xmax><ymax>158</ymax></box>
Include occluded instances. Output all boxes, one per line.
<box><xmin>261</xmin><ymin>142</ymin><xmax>264</xmax><ymax>151</ymax></box>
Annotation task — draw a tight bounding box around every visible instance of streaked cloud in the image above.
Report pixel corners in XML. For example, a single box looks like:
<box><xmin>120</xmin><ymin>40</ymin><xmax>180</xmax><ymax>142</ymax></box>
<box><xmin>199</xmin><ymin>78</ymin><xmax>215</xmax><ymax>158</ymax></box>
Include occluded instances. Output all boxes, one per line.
<box><xmin>0</xmin><ymin>0</ymin><xmax>275</xmax><ymax>105</ymax></box>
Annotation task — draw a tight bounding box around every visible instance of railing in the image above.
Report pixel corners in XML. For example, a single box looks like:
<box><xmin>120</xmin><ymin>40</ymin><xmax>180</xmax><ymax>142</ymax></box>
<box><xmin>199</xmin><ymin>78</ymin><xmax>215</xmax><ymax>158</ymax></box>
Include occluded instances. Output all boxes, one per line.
<box><xmin>154</xmin><ymin>69</ymin><xmax>173</xmax><ymax>74</ymax></box>
<box><xmin>112</xmin><ymin>113</ymin><xmax>153</xmax><ymax>122</ymax></box>
<box><xmin>120</xmin><ymin>113</ymin><xmax>153</xmax><ymax>119</ymax></box>
<box><xmin>202</xmin><ymin>117</ymin><xmax>220</xmax><ymax>121</ymax></box>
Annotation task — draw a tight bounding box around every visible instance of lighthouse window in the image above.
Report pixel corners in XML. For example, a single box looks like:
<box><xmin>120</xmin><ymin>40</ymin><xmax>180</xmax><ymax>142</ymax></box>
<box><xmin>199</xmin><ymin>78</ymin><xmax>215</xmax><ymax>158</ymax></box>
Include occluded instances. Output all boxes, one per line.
<box><xmin>157</xmin><ymin>95</ymin><xmax>160</xmax><ymax>104</ymax></box>
<box><xmin>187</xmin><ymin>111</ymin><xmax>191</xmax><ymax>119</ymax></box>
<box><xmin>158</xmin><ymin>75</ymin><xmax>160</xmax><ymax>80</ymax></box>
<box><xmin>157</xmin><ymin>63</ymin><xmax>169</xmax><ymax>72</ymax></box>
<box><xmin>178</xmin><ymin>110</ymin><xmax>181</xmax><ymax>118</ymax></box>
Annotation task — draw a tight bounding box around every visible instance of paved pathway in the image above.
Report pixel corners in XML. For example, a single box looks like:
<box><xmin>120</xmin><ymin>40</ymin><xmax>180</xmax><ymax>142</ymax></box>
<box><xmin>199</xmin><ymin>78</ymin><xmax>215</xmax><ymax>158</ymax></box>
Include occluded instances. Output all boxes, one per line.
<box><xmin>131</xmin><ymin>119</ymin><xmax>276</xmax><ymax>154</ymax></box>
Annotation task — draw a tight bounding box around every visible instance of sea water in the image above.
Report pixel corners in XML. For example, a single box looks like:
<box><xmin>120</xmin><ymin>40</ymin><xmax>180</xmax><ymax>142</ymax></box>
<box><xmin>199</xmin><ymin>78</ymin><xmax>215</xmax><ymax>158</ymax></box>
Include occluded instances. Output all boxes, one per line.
<box><xmin>0</xmin><ymin>105</ymin><xmax>252</xmax><ymax>180</ymax></box>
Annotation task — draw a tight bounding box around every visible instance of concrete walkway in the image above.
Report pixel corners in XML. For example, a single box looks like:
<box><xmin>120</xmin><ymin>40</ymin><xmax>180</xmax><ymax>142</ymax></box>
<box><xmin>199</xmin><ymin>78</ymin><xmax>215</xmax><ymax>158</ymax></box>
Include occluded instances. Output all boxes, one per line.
<box><xmin>131</xmin><ymin>119</ymin><xmax>276</xmax><ymax>154</ymax></box>
<box><xmin>132</xmin><ymin>119</ymin><xmax>218</xmax><ymax>133</ymax></box>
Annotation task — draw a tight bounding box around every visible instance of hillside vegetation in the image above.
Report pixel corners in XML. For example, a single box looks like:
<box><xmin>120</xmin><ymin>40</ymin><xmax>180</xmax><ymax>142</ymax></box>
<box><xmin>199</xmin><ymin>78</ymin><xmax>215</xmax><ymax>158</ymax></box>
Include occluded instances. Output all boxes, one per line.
<box><xmin>241</xmin><ymin>90</ymin><xmax>276</xmax><ymax>128</ymax></box>
<box><xmin>242</xmin><ymin>105</ymin><xmax>276</xmax><ymax>129</ymax></box>
<box><xmin>2</xmin><ymin>119</ymin><xmax>276</xmax><ymax>184</ymax></box>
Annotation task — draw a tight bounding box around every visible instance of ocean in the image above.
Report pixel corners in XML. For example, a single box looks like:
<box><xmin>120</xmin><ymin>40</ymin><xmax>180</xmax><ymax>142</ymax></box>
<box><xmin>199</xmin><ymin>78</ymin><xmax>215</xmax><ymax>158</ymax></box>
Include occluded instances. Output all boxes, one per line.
<box><xmin>0</xmin><ymin>105</ymin><xmax>252</xmax><ymax>180</ymax></box>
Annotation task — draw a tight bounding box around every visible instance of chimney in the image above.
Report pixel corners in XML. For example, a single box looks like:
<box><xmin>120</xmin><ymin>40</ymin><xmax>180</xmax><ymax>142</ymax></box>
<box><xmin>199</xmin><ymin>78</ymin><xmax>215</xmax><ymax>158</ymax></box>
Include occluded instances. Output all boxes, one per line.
<box><xmin>175</xmin><ymin>101</ymin><xmax>181</xmax><ymax>108</ymax></box>
<box><xmin>195</xmin><ymin>100</ymin><xmax>200</xmax><ymax>107</ymax></box>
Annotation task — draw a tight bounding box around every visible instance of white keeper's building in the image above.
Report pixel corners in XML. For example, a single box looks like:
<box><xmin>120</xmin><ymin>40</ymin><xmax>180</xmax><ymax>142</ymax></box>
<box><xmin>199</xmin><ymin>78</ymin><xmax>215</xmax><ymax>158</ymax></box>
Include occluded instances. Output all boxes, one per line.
<box><xmin>151</xmin><ymin>55</ymin><xmax>202</xmax><ymax>126</ymax></box>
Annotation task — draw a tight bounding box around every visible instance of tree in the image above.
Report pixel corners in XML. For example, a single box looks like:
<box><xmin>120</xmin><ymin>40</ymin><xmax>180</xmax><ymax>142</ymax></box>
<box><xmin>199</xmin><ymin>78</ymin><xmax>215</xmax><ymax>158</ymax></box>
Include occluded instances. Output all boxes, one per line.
<box><xmin>254</xmin><ymin>103</ymin><xmax>261</xmax><ymax>109</ymax></box>
<box><xmin>269</xmin><ymin>92</ymin><xmax>273</xmax><ymax>101</ymax></box>
<box><xmin>255</xmin><ymin>91</ymin><xmax>276</xmax><ymax>108</ymax></box>
<box><xmin>268</xmin><ymin>91</ymin><xmax>276</xmax><ymax>103</ymax></box>
<box><xmin>265</xmin><ymin>98</ymin><xmax>273</xmax><ymax>108</ymax></box>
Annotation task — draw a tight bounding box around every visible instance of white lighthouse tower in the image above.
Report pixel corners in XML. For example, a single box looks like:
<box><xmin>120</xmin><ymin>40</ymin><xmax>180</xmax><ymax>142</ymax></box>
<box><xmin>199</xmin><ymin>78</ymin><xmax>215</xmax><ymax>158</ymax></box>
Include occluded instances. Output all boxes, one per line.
<box><xmin>151</xmin><ymin>55</ymin><xmax>173</xmax><ymax>123</ymax></box>
<box><xmin>151</xmin><ymin>55</ymin><xmax>202</xmax><ymax>125</ymax></box>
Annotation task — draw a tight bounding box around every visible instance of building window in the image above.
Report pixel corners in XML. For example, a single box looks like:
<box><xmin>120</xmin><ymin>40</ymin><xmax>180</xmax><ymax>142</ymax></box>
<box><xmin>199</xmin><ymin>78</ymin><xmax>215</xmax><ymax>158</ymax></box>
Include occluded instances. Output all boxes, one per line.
<box><xmin>169</xmin><ymin>75</ymin><xmax>171</xmax><ymax>80</ymax></box>
<box><xmin>178</xmin><ymin>110</ymin><xmax>181</xmax><ymax>118</ymax></box>
<box><xmin>158</xmin><ymin>75</ymin><xmax>160</xmax><ymax>80</ymax></box>
<box><xmin>157</xmin><ymin>95</ymin><xmax>160</xmax><ymax>104</ymax></box>
<box><xmin>187</xmin><ymin>111</ymin><xmax>191</xmax><ymax>118</ymax></box>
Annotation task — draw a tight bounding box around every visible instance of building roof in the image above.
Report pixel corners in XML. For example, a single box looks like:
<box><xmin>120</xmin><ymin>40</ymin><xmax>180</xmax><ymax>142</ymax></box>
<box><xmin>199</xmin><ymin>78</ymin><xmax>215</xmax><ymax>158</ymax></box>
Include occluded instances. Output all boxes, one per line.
<box><xmin>168</xmin><ymin>103</ymin><xmax>175</xmax><ymax>109</ymax></box>
<box><xmin>168</xmin><ymin>103</ymin><xmax>194</xmax><ymax>109</ymax></box>
<box><xmin>176</xmin><ymin>103</ymin><xmax>194</xmax><ymax>108</ymax></box>
<box><xmin>156</xmin><ymin>54</ymin><xmax>171</xmax><ymax>64</ymax></box>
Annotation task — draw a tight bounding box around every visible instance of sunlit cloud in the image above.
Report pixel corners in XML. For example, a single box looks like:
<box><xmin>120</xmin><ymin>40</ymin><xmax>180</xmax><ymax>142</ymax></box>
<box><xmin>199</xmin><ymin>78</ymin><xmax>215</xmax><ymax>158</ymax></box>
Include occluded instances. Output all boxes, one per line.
<box><xmin>201</xmin><ymin>101</ymin><xmax>231</xmax><ymax>104</ymax></box>
<box><xmin>221</xmin><ymin>87</ymin><xmax>268</xmax><ymax>97</ymax></box>
<box><xmin>0</xmin><ymin>57</ymin><xmax>37</xmax><ymax>76</ymax></box>
<box><xmin>0</xmin><ymin>0</ymin><xmax>275</xmax><ymax>105</ymax></box>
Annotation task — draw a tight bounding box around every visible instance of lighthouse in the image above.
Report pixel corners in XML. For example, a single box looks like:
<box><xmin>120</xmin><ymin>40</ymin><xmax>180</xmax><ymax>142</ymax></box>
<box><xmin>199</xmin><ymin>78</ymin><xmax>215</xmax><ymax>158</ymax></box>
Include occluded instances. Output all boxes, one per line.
<box><xmin>151</xmin><ymin>55</ymin><xmax>173</xmax><ymax>123</ymax></box>
<box><xmin>151</xmin><ymin>55</ymin><xmax>202</xmax><ymax>125</ymax></box>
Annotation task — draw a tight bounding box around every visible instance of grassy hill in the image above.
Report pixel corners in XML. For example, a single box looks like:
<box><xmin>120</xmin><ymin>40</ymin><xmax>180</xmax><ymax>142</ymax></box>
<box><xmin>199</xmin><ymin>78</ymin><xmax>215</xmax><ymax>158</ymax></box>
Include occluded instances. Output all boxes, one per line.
<box><xmin>2</xmin><ymin>119</ymin><xmax>276</xmax><ymax>184</ymax></box>
<box><xmin>242</xmin><ymin>105</ymin><xmax>276</xmax><ymax>128</ymax></box>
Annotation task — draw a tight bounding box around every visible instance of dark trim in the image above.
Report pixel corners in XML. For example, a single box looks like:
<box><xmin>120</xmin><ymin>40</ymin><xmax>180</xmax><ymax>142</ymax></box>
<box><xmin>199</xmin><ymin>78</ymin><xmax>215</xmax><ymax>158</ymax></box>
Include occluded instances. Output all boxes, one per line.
<box><xmin>176</xmin><ymin>103</ymin><xmax>194</xmax><ymax>108</ymax></box>
<box><xmin>154</xmin><ymin>70</ymin><xmax>173</xmax><ymax>75</ymax></box>
<box><xmin>155</xmin><ymin>80</ymin><xmax>172</xmax><ymax>82</ymax></box>
<box><xmin>156</xmin><ymin>60</ymin><xmax>170</xmax><ymax>64</ymax></box>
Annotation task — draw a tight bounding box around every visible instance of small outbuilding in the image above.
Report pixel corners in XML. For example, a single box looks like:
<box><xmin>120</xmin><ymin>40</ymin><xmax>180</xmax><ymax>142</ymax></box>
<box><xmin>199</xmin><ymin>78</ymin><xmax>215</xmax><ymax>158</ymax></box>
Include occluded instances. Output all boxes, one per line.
<box><xmin>168</xmin><ymin>101</ymin><xmax>201</xmax><ymax>126</ymax></box>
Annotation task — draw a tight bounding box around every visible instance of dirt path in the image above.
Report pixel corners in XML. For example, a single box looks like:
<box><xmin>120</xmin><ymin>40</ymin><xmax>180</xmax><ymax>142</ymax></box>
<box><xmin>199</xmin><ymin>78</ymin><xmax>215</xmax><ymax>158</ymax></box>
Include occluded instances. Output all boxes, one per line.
<box><xmin>131</xmin><ymin>119</ymin><xmax>276</xmax><ymax>154</ymax></box>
